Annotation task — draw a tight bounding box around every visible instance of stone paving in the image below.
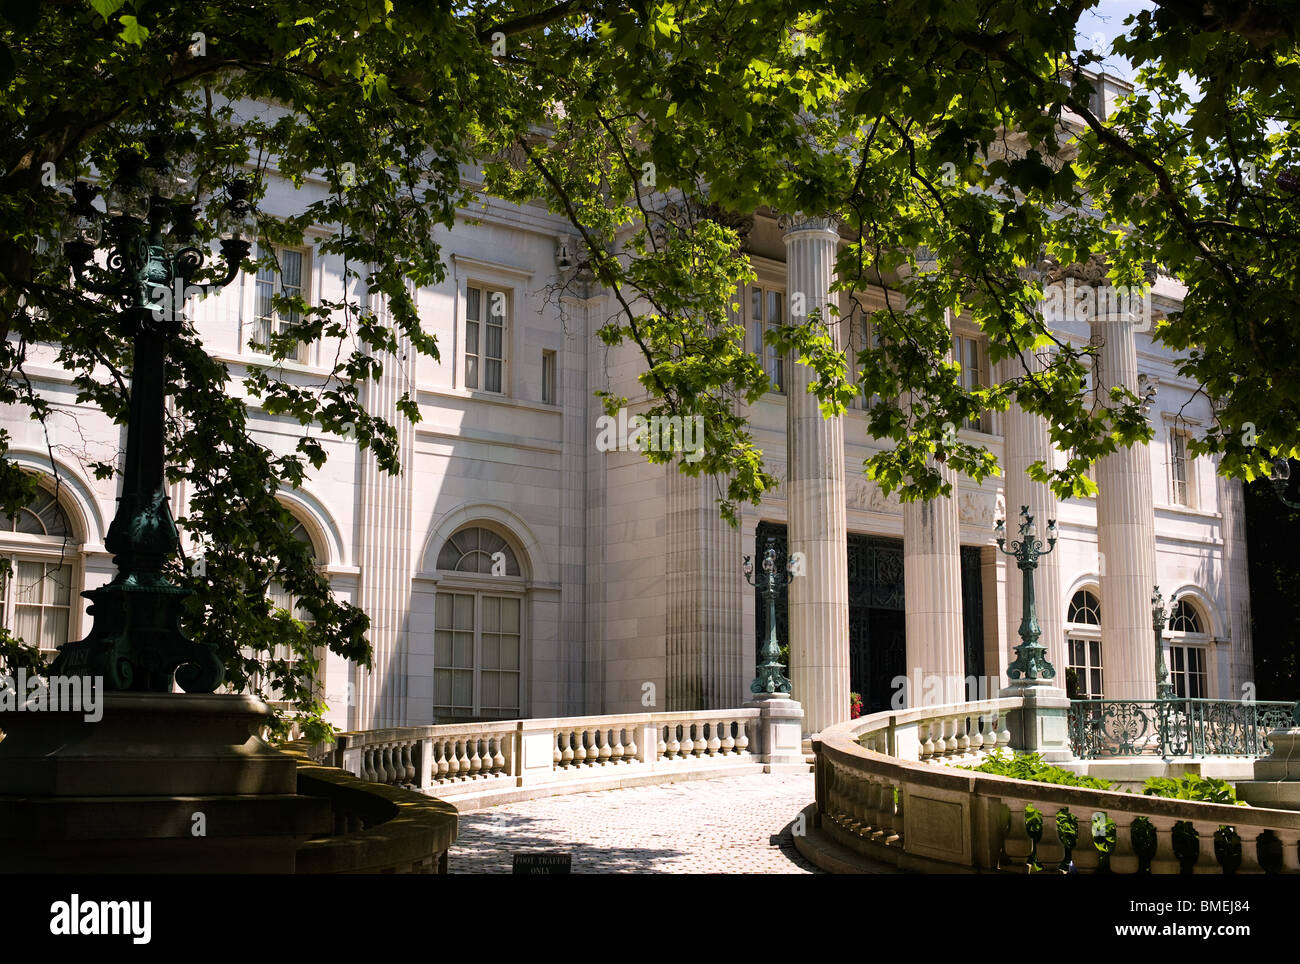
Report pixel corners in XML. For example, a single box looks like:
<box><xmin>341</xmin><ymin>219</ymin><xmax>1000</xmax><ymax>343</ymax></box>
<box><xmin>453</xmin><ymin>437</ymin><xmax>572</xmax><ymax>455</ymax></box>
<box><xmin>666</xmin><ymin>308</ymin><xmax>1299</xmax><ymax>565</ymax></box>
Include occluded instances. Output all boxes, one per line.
<box><xmin>450</xmin><ymin>772</ymin><xmax>819</xmax><ymax>873</ymax></box>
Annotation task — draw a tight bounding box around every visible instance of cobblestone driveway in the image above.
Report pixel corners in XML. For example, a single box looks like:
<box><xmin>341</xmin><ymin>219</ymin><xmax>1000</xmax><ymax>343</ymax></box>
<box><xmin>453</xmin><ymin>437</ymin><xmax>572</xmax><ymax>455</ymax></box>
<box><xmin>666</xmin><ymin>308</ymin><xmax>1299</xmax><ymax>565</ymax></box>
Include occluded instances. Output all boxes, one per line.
<box><xmin>450</xmin><ymin>772</ymin><xmax>818</xmax><ymax>874</ymax></box>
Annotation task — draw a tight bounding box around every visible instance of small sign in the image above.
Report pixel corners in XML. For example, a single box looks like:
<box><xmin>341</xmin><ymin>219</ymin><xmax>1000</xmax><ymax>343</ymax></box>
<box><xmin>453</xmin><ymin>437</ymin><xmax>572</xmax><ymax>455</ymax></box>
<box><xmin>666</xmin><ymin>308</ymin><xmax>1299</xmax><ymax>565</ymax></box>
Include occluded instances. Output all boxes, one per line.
<box><xmin>513</xmin><ymin>852</ymin><xmax>571</xmax><ymax>875</ymax></box>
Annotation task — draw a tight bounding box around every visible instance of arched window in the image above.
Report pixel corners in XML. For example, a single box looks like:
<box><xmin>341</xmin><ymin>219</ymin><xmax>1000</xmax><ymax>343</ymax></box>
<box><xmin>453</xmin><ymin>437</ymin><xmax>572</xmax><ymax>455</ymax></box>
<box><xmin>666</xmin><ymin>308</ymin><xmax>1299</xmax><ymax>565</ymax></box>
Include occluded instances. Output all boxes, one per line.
<box><xmin>1066</xmin><ymin>589</ymin><xmax>1103</xmax><ymax>698</ymax></box>
<box><xmin>1168</xmin><ymin>599</ymin><xmax>1202</xmax><ymax>634</ymax></box>
<box><xmin>0</xmin><ymin>481</ymin><xmax>80</xmax><ymax>663</ymax></box>
<box><xmin>1067</xmin><ymin>590</ymin><xmax>1101</xmax><ymax>626</ymax></box>
<box><xmin>436</xmin><ymin>526</ymin><xmax>520</xmax><ymax>575</ymax></box>
<box><xmin>247</xmin><ymin>511</ymin><xmax>323</xmax><ymax>711</ymax></box>
<box><xmin>434</xmin><ymin>524</ymin><xmax>525</xmax><ymax>720</ymax></box>
<box><xmin>1166</xmin><ymin>596</ymin><xmax>1209</xmax><ymax>698</ymax></box>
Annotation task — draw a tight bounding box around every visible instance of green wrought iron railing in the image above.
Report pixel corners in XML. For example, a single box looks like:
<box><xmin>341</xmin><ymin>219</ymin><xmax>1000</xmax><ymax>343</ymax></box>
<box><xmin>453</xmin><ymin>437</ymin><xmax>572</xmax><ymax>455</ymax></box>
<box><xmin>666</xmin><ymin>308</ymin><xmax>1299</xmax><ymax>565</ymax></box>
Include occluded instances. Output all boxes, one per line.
<box><xmin>1069</xmin><ymin>698</ymin><xmax>1296</xmax><ymax>759</ymax></box>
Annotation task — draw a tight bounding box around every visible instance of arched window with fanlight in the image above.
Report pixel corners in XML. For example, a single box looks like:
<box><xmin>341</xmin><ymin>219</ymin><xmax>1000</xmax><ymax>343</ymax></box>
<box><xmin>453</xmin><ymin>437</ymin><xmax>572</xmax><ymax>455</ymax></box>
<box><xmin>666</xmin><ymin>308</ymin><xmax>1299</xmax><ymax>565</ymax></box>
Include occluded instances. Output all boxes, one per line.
<box><xmin>433</xmin><ymin>524</ymin><xmax>525</xmax><ymax>720</ymax></box>
<box><xmin>247</xmin><ymin>511</ymin><xmax>323</xmax><ymax>710</ymax></box>
<box><xmin>1065</xmin><ymin>588</ymin><xmax>1103</xmax><ymax>698</ymax></box>
<box><xmin>1166</xmin><ymin>596</ymin><xmax>1210</xmax><ymax>698</ymax></box>
<box><xmin>0</xmin><ymin>481</ymin><xmax>82</xmax><ymax>664</ymax></box>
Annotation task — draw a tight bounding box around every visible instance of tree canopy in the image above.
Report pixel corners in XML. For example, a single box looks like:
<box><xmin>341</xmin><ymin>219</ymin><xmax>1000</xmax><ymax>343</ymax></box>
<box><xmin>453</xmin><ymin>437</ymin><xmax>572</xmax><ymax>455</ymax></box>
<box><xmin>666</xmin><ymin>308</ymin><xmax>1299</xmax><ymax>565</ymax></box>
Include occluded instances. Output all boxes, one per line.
<box><xmin>2</xmin><ymin>0</ymin><xmax>1297</xmax><ymax>736</ymax></box>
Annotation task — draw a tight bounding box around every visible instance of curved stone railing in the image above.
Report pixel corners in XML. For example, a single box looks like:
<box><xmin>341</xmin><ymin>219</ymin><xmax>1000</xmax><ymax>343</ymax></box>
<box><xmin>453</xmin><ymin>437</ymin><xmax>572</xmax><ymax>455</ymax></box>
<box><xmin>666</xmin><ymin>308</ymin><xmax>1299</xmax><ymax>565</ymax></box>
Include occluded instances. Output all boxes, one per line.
<box><xmin>310</xmin><ymin>708</ymin><xmax>779</xmax><ymax>809</ymax></box>
<box><xmin>809</xmin><ymin>698</ymin><xmax>1300</xmax><ymax>873</ymax></box>
<box><xmin>287</xmin><ymin>749</ymin><xmax>458</xmax><ymax>874</ymax></box>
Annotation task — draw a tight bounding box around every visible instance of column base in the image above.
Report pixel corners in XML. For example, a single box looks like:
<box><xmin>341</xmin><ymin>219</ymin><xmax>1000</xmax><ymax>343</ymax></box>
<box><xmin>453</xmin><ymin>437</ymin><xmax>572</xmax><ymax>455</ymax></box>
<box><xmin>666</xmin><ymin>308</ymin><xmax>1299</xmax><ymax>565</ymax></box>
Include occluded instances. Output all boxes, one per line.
<box><xmin>1005</xmin><ymin>682</ymin><xmax>1074</xmax><ymax>763</ymax></box>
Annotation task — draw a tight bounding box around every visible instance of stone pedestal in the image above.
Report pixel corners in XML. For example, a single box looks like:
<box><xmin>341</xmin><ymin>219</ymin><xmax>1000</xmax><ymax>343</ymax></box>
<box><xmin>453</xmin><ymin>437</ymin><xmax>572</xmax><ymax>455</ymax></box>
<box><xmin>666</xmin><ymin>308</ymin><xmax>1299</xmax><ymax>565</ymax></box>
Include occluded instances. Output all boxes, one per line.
<box><xmin>1237</xmin><ymin>729</ymin><xmax>1300</xmax><ymax>810</ymax></box>
<box><xmin>0</xmin><ymin>692</ymin><xmax>331</xmax><ymax>872</ymax></box>
<box><xmin>1006</xmin><ymin>683</ymin><xmax>1074</xmax><ymax>763</ymax></box>
<box><xmin>745</xmin><ymin>694</ymin><xmax>808</xmax><ymax>772</ymax></box>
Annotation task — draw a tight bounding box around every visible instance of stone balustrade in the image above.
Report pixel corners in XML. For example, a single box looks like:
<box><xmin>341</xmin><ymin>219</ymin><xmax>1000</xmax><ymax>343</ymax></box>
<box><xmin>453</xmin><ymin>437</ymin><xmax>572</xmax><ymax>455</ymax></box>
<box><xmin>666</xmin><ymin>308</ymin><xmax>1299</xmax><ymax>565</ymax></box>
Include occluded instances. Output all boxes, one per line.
<box><xmin>808</xmin><ymin>698</ymin><xmax>1300</xmax><ymax>873</ymax></box>
<box><xmin>313</xmin><ymin>708</ymin><xmax>773</xmax><ymax>808</ymax></box>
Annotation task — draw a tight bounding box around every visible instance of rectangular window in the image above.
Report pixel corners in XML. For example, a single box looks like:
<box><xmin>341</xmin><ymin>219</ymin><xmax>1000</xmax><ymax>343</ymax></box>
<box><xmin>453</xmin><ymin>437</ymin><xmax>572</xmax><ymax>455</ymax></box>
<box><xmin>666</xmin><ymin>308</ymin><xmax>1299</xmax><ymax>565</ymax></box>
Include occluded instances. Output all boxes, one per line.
<box><xmin>1170</xmin><ymin>645</ymin><xmax>1207</xmax><ymax>698</ymax></box>
<box><xmin>542</xmin><ymin>350</ymin><xmax>557</xmax><ymax>405</ymax></box>
<box><xmin>1</xmin><ymin>559</ymin><xmax>73</xmax><ymax>660</ymax></box>
<box><xmin>1068</xmin><ymin>638</ymin><xmax>1104</xmax><ymax>699</ymax></box>
<box><xmin>466</xmin><ymin>285</ymin><xmax>508</xmax><ymax>394</ymax></box>
<box><xmin>750</xmin><ymin>285</ymin><xmax>785</xmax><ymax>393</ymax></box>
<box><xmin>952</xmin><ymin>333</ymin><xmax>989</xmax><ymax>433</ymax></box>
<box><xmin>434</xmin><ymin>591</ymin><xmax>521</xmax><ymax>718</ymax></box>
<box><xmin>252</xmin><ymin>246</ymin><xmax>307</xmax><ymax>363</ymax></box>
<box><xmin>1170</xmin><ymin>431</ymin><xmax>1190</xmax><ymax>506</ymax></box>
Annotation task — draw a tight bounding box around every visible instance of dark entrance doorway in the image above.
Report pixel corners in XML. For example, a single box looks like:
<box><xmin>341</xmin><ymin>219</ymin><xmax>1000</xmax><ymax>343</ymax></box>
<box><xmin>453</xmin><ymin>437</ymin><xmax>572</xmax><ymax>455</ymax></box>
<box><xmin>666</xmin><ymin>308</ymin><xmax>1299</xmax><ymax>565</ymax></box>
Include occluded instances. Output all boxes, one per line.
<box><xmin>753</xmin><ymin>523</ymin><xmax>985</xmax><ymax>716</ymax></box>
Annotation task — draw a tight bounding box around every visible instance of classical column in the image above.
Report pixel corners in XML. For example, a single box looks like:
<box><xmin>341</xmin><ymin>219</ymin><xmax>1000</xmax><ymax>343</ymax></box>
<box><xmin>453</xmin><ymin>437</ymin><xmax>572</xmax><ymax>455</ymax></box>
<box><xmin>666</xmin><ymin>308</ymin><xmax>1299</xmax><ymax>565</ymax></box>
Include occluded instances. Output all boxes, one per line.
<box><xmin>782</xmin><ymin>213</ymin><xmax>849</xmax><ymax>735</ymax></box>
<box><xmin>354</xmin><ymin>294</ymin><xmax>416</xmax><ymax>729</ymax></box>
<box><xmin>1092</xmin><ymin>310</ymin><xmax>1157</xmax><ymax>699</ymax></box>
<box><xmin>998</xmin><ymin>351</ymin><xmax>1065</xmax><ymax>679</ymax></box>
<box><xmin>666</xmin><ymin>466</ymin><xmax>746</xmax><ymax>709</ymax></box>
<box><xmin>1217</xmin><ymin>471</ymin><xmax>1253</xmax><ymax>698</ymax></box>
<box><xmin>903</xmin><ymin>461</ymin><xmax>965</xmax><ymax>705</ymax></box>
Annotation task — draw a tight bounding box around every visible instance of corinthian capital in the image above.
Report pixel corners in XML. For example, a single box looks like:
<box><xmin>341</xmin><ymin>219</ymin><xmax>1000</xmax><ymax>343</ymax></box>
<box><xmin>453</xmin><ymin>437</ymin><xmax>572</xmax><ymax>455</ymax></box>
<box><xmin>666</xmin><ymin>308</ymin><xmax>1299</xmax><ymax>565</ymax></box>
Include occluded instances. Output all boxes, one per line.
<box><xmin>777</xmin><ymin>211</ymin><xmax>839</xmax><ymax>235</ymax></box>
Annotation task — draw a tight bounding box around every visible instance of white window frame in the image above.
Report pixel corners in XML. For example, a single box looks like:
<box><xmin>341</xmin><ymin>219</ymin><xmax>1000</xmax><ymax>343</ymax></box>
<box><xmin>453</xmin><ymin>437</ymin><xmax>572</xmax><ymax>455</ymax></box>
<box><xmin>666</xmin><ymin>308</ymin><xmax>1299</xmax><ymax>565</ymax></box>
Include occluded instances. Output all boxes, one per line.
<box><xmin>747</xmin><ymin>283</ymin><xmax>786</xmax><ymax>394</ymax></box>
<box><xmin>1166</xmin><ymin>597</ymin><xmax>1212</xmax><ymax>698</ymax></box>
<box><xmin>952</xmin><ymin>330</ymin><xmax>991</xmax><ymax>434</ymax></box>
<box><xmin>247</xmin><ymin>243</ymin><xmax>312</xmax><ymax>365</ymax></box>
<box><xmin>1168</xmin><ymin>643</ymin><xmax>1209</xmax><ymax>699</ymax></box>
<box><xmin>1169</xmin><ymin>428</ymin><xmax>1194</xmax><ymax>507</ymax></box>
<box><xmin>1065</xmin><ymin>588</ymin><xmax>1104</xmax><ymax>699</ymax></box>
<box><xmin>464</xmin><ymin>282</ymin><xmax>511</xmax><ymax>396</ymax></box>
<box><xmin>0</xmin><ymin>483</ymin><xmax>84</xmax><ymax>662</ymax></box>
<box><xmin>433</xmin><ymin>577</ymin><xmax>527</xmax><ymax>719</ymax></box>
<box><xmin>542</xmin><ymin>349</ymin><xmax>558</xmax><ymax>406</ymax></box>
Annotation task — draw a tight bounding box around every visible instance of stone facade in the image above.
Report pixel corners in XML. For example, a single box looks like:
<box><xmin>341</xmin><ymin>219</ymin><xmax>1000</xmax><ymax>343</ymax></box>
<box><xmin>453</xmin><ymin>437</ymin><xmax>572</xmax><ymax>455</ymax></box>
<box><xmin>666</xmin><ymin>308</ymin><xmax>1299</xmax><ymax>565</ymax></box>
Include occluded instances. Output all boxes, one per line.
<box><xmin>1</xmin><ymin>173</ymin><xmax>1254</xmax><ymax>734</ymax></box>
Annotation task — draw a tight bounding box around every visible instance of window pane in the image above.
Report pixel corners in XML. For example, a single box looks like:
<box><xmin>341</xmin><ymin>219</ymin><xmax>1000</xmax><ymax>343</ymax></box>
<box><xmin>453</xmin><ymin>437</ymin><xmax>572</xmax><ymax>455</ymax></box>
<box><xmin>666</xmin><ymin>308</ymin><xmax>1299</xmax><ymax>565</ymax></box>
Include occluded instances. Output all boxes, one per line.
<box><xmin>768</xmin><ymin>291</ymin><xmax>782</xmax><ymax>325</ymax></box>
<box><xmin>482</xmin><ymin>596</ymin><xmax>499</xmax><ymax>632</ymax></box>
<box><xmin>486</xmin><ymin>324</ymin><xmax>502</xmax><ymax>360</ymax></box>
<box><xmin>465</xmin><ymin>356</ymin><xmax>478</xmax><ymax>389</ymax></box>
<box><xmin>452</xmin><ymin>670</ymin><xmax>472</xmax><ymax>708</ymax></box>
<box><xmin>501</xmin><ymin>635</ymin><xmax>519</xmax><ymax>671</ymax></box>
<box><xmin>488</xmin><ymin>290</ymin><xmax>506</xmax><ymax>319</ymax></box>
<box><xmin>502</xmin><ymin>597</ymin><xmax>519</xmax><ymax>633</ymax></box>
<box><xmin>482</xmin><ymin>634</ymin><xmax>499</xmax><ymax>669</ymax></box>
<box><xmin>481</xmin><ymin>672</ymin><xmax>498</xmax><ymax>708</ymax></box>
<box><xmin>485</xmin><ymin>359</ymin><xmax>502</xmax><ymax>393</ymax></box>
<box><xmin>454</xmin><ymin>594</ymin><xmax>473</xmax><ymax>631</ymax></box>
<box><xmin>467</xmin><ymin>286</ymin><xmax>480</xmax><ymax>321</ymax></box>
<box><xmin>16</xmin><ymin>561</ymin><xmax>43</xmax><ymax>602</ymax></box>
<box><xmin>435</xmin><ymin>631</ymin><xmax>452</xmax><ymax>666</ymax></box>
<box><xmin>436</xmin><ymin>594</ymin><xmax>451</xmax><ymax>630</ymax></box>
<box><xmin>466</xmin><ymin>320</ymin><xmax>479</xmax><ymax>355</ymax></box>
<box><xmin>453</xmin><ymin>631</ymin><xmax>472</xmax><ymax>667</ymax></box>
<box><xmin>500</xmin><ymin>673</ymin><xmax>518</xmax><ymax>710</ymax></box>
<box><xmin>281</xmin><ymin>250</ymin><xmax>303</xmax><ymax>289</ymax></box>
<box><xmin>435</xmin><ymin>671</ymin><xmax>451</xmax><ymax>706</ymax></box>
<box><xmin>751</xmin><ymin>287</ymin><xmax>763</xmax><ymax>321</ymax></box>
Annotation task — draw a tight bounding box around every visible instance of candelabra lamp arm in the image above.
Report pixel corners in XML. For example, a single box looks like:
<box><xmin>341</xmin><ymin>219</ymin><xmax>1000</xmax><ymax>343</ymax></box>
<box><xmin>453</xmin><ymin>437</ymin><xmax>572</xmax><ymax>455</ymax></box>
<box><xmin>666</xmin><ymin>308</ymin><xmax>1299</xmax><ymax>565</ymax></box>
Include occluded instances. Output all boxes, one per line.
<box><xmin>213</xmin><ymin>238</ymin><xmax>252</xmax><ymax>290</ymax></box>
<box><xmin>64</xmin><ymin>242</ymin><xmax>132</xmax><ymax>299</ymax></box>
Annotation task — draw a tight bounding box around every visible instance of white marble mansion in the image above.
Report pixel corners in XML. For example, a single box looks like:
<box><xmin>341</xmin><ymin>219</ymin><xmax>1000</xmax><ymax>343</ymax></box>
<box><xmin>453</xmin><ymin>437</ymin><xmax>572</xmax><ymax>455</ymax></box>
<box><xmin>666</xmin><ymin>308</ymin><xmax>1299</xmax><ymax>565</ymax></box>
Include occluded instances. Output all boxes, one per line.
<box><xmin>4</xmin><ymin>93</ymin><xmax>1255</xmax><ymax>738</ymax></box>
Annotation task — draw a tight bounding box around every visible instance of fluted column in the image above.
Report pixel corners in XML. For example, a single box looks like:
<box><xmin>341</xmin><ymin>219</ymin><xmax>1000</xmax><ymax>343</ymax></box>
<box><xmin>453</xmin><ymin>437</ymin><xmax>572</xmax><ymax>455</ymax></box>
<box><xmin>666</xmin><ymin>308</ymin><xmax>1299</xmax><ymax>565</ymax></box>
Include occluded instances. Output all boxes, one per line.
<box><xmin>782</xmin><ymin>214</ymin><xmax>849</xmax><ymax>735</ymax></box>
<box><xmin>666</xmin><ymin>465</ymin><xmax>746</xmax><ymax>709</ymax></box>
<box><xmin>998</xmin><ymin>350</ymin><xmax>1064</xmax><ymax>677</ymax></box>
<box><xmin>1217</xmin><ymin>472</ymin><xmax>1253</xmax><ymax>698</ymax></box>
<box><xmin>1092</xmin><ymin>311</ymin><xmax>1157</xmax><ymax>699</ymax></box>
<box><xmin>903</xmin><ymin>464</ymin><xmax>965</xmax><ymax>703</ymax></box>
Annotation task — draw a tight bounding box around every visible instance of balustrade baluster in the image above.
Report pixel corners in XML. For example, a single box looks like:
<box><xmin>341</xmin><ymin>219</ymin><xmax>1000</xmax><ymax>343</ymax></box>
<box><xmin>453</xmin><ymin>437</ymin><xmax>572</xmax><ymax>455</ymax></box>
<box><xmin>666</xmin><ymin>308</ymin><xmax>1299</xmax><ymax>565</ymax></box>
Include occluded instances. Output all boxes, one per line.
<box><xmin>434</xmin><ymin>739</ymin><xmax>450</xmax><ymax>783</ymax></box>
<box><xmin>679</xmin><ymin>724</ymin><xmax>695</xmax><ymax>758</ymax></box>
<box><xmin>610</xmin><ymin>728</ymin><xmax>624</xmax><ymax>764</ymax></box>
<box><xmin>1276</xmin><ymin>831</ymin><xmax>1300</xmax><ymax>873</ymax></box>
<box><xmin>968</xmin><ymin>714</ymin><xmax>984</xmax><ymax>755</ymax></box>
<box><xmin>561</xmin><ymin>730</ymin><xmax>575</xmax><ymax>767</ymax></box>
<box><xmin>667</xmin><ymin>725</ymin><xmax>682</xmax><ymax>759</ymax></box>
<box><xmin>1002</xmin><ymin>800</ymin><xmax>1034</xmax><ymax>871</ymax></box>
<box><xmin>719</xmin><ymin>720</ymin><xmax>735</xmax><ymax>755</ymax></box>
<box><xmin>573</xmin><ymin>728</ymin><xmax>588</xmax><ymax>766</ymax></box>
<box><xmin>707</xmin><ymin>722</ymin><xmax>722</xmax><ymax>756</ymax></box>
<box><xmin>456</xmin><ymin>738</ymin><xmax>471</xmax><ymax>779</ymax></box>
<box><xmin>955</xmin><ymin>716</ymin><xmax>971</xmax><ymax>757</ymax></box>
<box><xmin>919</xmin><ymin>721</ymin><xmax>934</xmax><ymax>761</ymax></box>
<box><xmin>1147</xmin><ymin>815</ymin><xmax>1182</xmax><ymax>874</ymax></box>
<box><xmin>492</xmin><ymin>735</ymin><xmax>507</xmax><ymax>775</ymax></box>
<box><xmin>402</xmin><ymin>743</ymin><xmax>416</xmax><ymax>784</ymax></box>
<box><xmin>997</xmin><ymin>711</ymin><xmax>1012</xmax><ymax>748</ymax></box>
<box><xmin>1238</xmin><ymin>831</ymin><xmax>1267</xmax><ymax>874</ymax></box>
<box><xmin>879</xmin><ymin>782</ymin><xmax>900</xmax><ymax>844</ymax></box>
<box><xmin>1190</xmin><ymin>822</ymin><xmax>1222</xmax><ymax>874</ymax></box>
<box><xmin>944</xmin><ymin>717</ymin><xmax>959</xmax><ymax>757</ymax></box>
<box><xmin>735</xmin><ymin>720</ymin><xmax>750</xmax><ymax>755</ymax></box>
<box><xmin>1072</xmin><ymin>812</ymin><xmax>1102</xmax><ymax>873</ymax></box>
<box><xmin>657</xmin><ymin>725</ymin><xmax>668</xmax><ymax>760</ymax></box>
<box><xmin>1037</xmin><ymin>804</ymin><xmax>1066</xmax><ymax>871</ymax></box>
<box><xmin>1109</xmin><ymin>816</ymin><xmax>1140</xmax><ymax>874</ymax></box>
